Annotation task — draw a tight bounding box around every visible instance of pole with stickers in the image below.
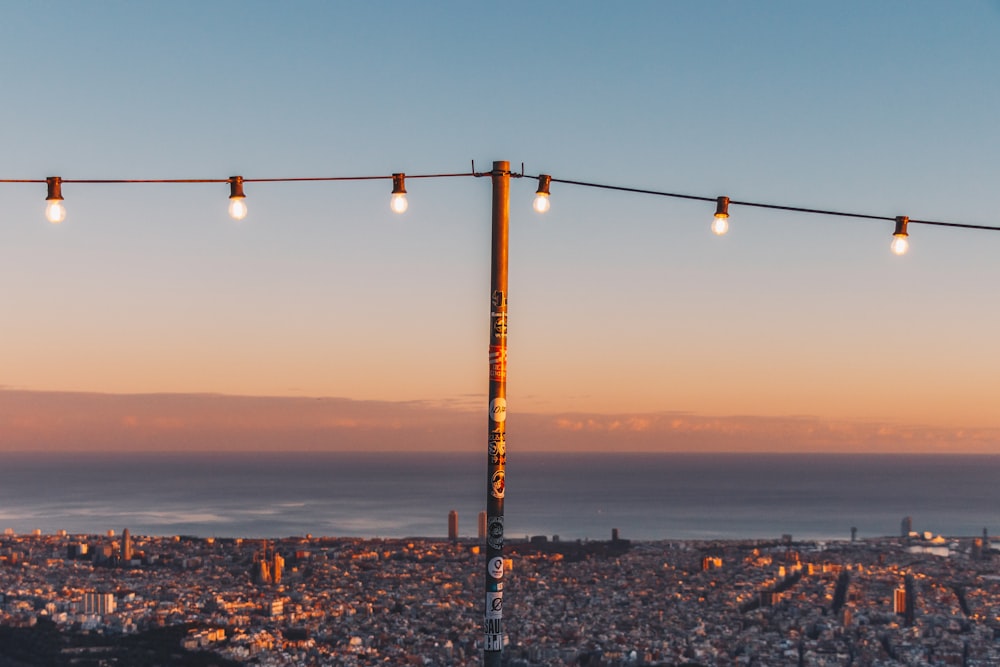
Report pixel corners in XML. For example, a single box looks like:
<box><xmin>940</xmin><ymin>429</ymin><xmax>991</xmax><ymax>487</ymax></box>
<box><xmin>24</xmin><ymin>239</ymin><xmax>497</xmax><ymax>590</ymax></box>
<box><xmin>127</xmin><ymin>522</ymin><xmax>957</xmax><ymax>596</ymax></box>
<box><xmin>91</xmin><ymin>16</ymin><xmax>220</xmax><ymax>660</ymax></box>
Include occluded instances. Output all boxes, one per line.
<box><xmin>484</xmin><ymin>161</ymin><xmax>509</xmax><ymax>666</ymax></box>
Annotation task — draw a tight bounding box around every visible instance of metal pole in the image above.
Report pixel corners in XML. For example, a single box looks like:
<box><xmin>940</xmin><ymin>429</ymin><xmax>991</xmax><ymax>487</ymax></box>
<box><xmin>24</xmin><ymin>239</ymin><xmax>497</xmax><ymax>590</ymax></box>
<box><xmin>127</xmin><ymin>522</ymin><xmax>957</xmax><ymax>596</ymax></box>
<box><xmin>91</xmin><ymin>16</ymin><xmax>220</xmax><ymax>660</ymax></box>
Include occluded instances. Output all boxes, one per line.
<box><xmin>484</xmin><ymin>160</ymin><xmax>509</xmax><ymax>666</ymax></box>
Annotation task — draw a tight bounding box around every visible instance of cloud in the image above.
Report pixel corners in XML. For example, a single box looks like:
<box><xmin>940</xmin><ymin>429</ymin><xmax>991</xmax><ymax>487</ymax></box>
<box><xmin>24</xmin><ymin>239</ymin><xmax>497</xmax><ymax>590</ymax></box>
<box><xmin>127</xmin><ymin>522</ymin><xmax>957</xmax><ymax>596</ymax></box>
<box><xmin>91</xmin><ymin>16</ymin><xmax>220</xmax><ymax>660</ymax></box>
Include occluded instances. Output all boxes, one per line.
<box><xmin>0</xmin><ymin>390</ymin><xmax>998</xmax><ymax>454</ymax></box>
<box><xmin>527</xmin><ymin>411</ymin><xmax>1000</xmax><ymax>454</ymax></box>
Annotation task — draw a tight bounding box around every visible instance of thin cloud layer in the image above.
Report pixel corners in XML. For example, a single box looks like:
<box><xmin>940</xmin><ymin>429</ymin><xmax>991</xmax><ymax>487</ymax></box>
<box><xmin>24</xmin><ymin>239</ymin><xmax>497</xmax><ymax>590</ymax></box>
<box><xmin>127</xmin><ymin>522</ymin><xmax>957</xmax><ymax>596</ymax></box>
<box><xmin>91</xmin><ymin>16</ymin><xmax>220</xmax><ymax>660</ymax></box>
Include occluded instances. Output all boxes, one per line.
<box><xmin>1</xmin><ymin>390</ymin><xmax>998</xmax><ymax>454</ymax></box>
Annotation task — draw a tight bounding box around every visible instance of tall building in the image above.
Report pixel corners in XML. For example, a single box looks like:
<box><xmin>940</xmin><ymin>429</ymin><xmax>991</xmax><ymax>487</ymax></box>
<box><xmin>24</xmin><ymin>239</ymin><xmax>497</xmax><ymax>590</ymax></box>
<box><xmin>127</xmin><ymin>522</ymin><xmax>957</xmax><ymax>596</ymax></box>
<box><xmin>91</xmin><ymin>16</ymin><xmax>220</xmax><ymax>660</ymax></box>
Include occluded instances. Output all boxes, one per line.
<box><xmin>902</xmin><ymin>574</ymin><xmax>916</xmax><ymax>626</ymax></box>
<box><xmin>122</xmin><ymin>528</ymin><xmax>133</xmax><ymax>562</ymax></box>
<box><xmin>273</xmin><ymin>551</ymin><xmax>284</xmax><ymax>584</ymax></box>
<box><xmin>252</xmin><ymin>542</ymin><xmax>284</xmax><ymax>585</ymax></box>
<box><xmin>478</xmin><ymin>511</ymin><xmax>487</xmax><ymax>540</ymax></box>
<box><xmin>901</xmin><ymin>516</ymin><xmax>912</xmax><ymax>537</ymax></box>
<box><xmin>448</xmin><ymin>510</ymin><xmax>459</xmax><ymax>542</ymax></box>
<box><xmin>893</xmin><ymin>586</ymin><xmax>907</xmax><ymax>615</ymax></box>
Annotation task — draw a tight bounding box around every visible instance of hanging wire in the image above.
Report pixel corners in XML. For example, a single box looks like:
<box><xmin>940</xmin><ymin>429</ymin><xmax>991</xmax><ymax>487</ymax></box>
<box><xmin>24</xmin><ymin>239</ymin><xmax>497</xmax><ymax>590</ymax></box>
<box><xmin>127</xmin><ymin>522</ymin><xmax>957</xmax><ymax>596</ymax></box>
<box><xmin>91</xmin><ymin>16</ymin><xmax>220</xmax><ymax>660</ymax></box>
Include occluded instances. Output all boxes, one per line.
<box><xmin>538</xmin><ymin>175</ymin><xmax>1000</xmax><ymax>233</ymax></box>
<box><xmin>2</xmin><ymin>167</ymin><xmax>999</xmax><ymax>232</ymax></box>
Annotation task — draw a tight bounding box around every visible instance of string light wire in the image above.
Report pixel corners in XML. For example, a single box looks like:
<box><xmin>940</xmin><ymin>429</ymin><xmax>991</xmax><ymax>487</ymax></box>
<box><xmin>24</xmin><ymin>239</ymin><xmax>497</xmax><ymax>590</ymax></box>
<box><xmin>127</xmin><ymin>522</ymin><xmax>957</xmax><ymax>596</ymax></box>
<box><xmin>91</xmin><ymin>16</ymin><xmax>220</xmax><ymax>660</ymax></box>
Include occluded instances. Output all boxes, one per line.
<box><xmin>541</xmin><ymin>175</ymin><xmax>1000</xmax><ymax>232</ymax></box>
<box><xmin>2</xmin><ymin>169</ymin><xmax>998</xmax><ymax>233</ymax></box>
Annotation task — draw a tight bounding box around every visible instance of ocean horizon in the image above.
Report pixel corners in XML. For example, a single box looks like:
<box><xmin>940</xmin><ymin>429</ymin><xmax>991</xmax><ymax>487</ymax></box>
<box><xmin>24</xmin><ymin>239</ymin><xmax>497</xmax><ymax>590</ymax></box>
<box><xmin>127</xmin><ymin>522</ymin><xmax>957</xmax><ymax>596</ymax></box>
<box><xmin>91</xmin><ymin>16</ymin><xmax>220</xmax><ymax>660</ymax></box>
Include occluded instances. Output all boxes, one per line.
<box><xmin>1</xmin><ymin>451</ymin><xmax>997</xmax><ymax>543</ymax></box>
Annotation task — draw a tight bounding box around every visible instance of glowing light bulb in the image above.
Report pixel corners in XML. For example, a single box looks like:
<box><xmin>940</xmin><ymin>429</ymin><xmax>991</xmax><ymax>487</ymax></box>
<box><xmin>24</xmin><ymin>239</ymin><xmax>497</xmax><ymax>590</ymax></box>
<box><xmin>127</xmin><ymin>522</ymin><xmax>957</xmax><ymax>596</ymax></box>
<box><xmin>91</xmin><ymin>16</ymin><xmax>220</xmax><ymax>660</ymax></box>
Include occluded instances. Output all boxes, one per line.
<box><xmin>891</xmin><ymin>216</ymin><xmax>909</xmax><ymax>256</ymax></box>
<box><xmin>533</xmin><ymin>174</ymin><xmax>552</xmax><ymax>214</ymax></box>
<box><xmin>228</xmin><ymin>197</ymin><xmax>248</xmax><ymax>220</ymax></box>
<box><xmin>891</xmin><ymin>235</ymin><xmax>909</xmax><ymax>256</ymax></box>
<box><xmin>390</xmin><ymin>173</ymin><xmax>408</xmax><ymax>214</ymax></box>
<box><xmin>228</xmin><ymin>176</ymin><xmax>247</xmax><ymax>220</ymax></box>
<box><xmin>45</xmin><ymin>200</ymin><xmax>66</xmax><ymax>224</ymax></box>
<box><xmin>390</xmin><ymin>192</ymin><xmax>408</xmax><ymax>214</ymax></box>
<box><xmin>712</xmin><ymin>196</ymin><xmax>730</xmax><ymax>235</ymax></box>
<box><xmin>45</xmin><ymin>177</ymin><xmax>66</xmax><ymax>224</ymax></box>
<box><xmin>533</xmin><ymin>193</ymin><xmax>550</xmax><ymax>213</ymax></box>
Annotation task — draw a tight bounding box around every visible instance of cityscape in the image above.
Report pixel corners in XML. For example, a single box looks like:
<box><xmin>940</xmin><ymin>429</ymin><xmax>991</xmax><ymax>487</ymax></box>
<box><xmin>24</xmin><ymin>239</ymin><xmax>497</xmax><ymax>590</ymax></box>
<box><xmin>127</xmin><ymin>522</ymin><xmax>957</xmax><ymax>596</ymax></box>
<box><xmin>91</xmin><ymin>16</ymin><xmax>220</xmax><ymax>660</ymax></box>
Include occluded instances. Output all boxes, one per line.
<box><xmin>1</xmin><ymin>515</ymin><xmax>1000</xmax><ymax>665</ymax></box>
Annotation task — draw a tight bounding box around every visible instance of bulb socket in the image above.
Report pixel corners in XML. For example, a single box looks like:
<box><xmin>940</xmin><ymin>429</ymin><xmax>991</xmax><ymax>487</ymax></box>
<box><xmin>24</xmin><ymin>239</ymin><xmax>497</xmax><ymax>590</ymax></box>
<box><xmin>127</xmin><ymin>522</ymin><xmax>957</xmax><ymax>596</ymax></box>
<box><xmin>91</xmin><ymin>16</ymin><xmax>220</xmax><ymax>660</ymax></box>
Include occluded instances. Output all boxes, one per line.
<box><xmin>715</xmin><ymin>196</ymin><xmax>730</xmax><ymax>219</ymax></box>
<box><xmin>535</xmin><ymin>174</ymin><xmax>552</xmax><ymax>197</ymax></box>
<box><xmin>391</xmin><ymin>173</ymin><xmax>407</xmax><ymax>195</ymax></box>
<box><xmin>46</xmin><ymin>176</ymin><xmax>63</xmax><ymax>202</ymax></box>
<box><xmin>229</xmin><ymin>176</ymin><xmax>246</xmax><ymax>200</ymax></box>
<box><xmin>893</xmin><ymin>215</ymin><xmax>909</xmax><ymax>238</ymax></box>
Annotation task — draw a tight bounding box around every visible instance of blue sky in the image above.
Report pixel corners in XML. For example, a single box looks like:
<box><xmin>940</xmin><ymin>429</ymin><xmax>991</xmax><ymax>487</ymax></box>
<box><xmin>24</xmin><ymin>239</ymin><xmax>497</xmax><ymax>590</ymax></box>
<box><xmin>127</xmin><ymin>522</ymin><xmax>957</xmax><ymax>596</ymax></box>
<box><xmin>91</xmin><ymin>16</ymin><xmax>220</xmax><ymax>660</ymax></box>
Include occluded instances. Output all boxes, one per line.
<box><xmin>1</xmin><ymin>2</ymin><xmax>998</xmax><ymax>451</ymax></box>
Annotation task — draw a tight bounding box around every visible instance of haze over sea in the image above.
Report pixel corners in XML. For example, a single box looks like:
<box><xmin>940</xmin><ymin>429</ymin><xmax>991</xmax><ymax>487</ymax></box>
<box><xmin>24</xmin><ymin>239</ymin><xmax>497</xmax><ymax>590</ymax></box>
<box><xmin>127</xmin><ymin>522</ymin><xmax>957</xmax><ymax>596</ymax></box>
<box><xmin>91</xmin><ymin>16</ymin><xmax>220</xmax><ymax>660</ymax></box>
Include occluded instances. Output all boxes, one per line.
<box><xmin>2</xmin><ymin>453</ymin><xmax>997</xmax><ymax>543</ymax></box>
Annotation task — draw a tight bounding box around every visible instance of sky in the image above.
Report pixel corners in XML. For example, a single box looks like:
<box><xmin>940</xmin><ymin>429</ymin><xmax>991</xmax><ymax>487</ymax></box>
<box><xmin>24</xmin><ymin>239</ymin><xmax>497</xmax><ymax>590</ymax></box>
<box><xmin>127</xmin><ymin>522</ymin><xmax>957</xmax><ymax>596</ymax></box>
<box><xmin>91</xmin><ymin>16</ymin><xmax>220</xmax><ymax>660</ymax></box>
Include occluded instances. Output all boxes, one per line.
<box><xmin>1</xmin><ymin>1</ymin><xmax>998</xmax><ymax>453</ymax></box>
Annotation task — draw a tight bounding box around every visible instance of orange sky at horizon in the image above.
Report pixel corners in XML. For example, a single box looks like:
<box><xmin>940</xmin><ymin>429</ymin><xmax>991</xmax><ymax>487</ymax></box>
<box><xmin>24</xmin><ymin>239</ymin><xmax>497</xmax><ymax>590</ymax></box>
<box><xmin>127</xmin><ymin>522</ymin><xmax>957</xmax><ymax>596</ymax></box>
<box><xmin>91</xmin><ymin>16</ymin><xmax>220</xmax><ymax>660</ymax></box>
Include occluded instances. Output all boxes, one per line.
<box><xmin>1</xmin><ymin>389</ymin><xmax>997</xmax><ymax>455</ymax></box>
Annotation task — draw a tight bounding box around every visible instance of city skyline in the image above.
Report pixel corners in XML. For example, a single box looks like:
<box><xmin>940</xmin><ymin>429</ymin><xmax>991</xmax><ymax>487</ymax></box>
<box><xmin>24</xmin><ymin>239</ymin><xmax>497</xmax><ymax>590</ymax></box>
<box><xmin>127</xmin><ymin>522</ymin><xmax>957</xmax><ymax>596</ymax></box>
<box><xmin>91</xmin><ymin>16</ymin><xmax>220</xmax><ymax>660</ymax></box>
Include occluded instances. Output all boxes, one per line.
<box><xmin>1</xmin><ymin>2</ymin><xmax>999</xmax><ymax>452</ymax></box>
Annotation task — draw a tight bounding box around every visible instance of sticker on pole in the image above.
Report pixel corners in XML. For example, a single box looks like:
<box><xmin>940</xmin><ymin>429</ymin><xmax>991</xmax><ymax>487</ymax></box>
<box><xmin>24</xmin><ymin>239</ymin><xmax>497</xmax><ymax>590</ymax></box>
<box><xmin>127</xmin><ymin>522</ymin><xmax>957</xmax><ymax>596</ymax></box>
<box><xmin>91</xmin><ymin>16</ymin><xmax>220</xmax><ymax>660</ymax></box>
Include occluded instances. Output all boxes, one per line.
<box><xmin>488</xmin><ymin>432</ymin><xmax>506</xmax><ymax>465</ymax></box>
<box><xmin>485</xmin><ymin>633</ymin><xmax>503</xmax><ymax>651</ymax></box>
<box><xmin>489</xmin><ymin>345</ymin><xmax>507</xmax><ymax>382</ymax></box>
<box><xmin>487</xmin><ymin>517</ymin><xmax>504</xmax><ymax>550</ymax></box>
<box><xmin>490</xmin><ymin>398</ymin><xmax>507</xmax><ymax>423</ymax></box>
<box><xmin>488</xmin><ymin>557</ymin><xmax>504</xmax><ymax>579</ymax></box>
<box><xmin>491</xmin><ymin>470</ymin><xmax>505</xmax><ymax>499</ymax></box>
<box><xmin>492</xmin><ymin>312</ymin><xmax>508</xmax><ymax>340</ymax></box>
<box><xmin>486</xmin><ymin>591</ymin><xmax>503</xmax><ymax>619</ymax></box>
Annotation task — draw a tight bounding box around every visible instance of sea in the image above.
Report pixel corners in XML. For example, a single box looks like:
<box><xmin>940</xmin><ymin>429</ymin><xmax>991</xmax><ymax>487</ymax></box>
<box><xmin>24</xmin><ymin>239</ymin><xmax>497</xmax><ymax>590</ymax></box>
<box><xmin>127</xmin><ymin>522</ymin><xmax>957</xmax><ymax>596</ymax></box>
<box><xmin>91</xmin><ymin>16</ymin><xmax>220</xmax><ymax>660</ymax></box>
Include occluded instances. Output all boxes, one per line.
<box><xmin>1</xmin><ymin>452</ymin><xmax>998</xmax><ymax>542</ymax></box>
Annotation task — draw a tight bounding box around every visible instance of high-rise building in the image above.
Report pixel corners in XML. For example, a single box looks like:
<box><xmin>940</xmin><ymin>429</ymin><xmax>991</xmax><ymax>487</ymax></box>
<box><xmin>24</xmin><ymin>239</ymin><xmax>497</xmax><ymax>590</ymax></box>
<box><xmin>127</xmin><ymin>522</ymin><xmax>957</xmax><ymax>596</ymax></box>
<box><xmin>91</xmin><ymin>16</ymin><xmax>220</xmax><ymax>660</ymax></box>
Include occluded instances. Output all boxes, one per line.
<box><xmin>903</xmin><ymin>574</ymin><xmax>917</xmax><ymax>628</ymax></box>
<box><xmin>448</xmin><ymin>510</ymin><xmax>459</xmax><ymax>542</ymax></box>
<box><xmin>901</xmin><ymin>516</ymin><xmax>912</xmax><ymax>537</ymax></box>
<box><xmin>478</xmin><ymin>511</ymin><xmax>487</xmax><ymax>540</ymax></box>
<box><xmin>252</xmin><ymin>542</ymin><xmax>284</xmax><ymax>585</ymax></box>
<box><xmin>273</xmin><ymin>552</ymin><xmax>284</xmax><ymax>584</ymax></box>
<box><xmin>893</xmin><ymin>586</ymin><xmax>906</xmax><ymax>615</ymax></box>
<box><xmin>122</xmin><ymin>528</ymin><xmax>133</xmax><ymax>563</ymax></box>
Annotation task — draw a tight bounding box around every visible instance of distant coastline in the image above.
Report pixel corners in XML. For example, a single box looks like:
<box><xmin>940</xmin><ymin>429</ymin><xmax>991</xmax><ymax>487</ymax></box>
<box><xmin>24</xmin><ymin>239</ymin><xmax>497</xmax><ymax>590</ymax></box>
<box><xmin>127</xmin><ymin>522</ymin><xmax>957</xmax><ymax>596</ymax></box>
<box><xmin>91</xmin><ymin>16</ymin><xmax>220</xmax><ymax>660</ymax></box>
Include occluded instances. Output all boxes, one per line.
<box><xmin>1</xmin><ymin>452</ymin><xmax>998</xmax><ymax>542</ymax></box>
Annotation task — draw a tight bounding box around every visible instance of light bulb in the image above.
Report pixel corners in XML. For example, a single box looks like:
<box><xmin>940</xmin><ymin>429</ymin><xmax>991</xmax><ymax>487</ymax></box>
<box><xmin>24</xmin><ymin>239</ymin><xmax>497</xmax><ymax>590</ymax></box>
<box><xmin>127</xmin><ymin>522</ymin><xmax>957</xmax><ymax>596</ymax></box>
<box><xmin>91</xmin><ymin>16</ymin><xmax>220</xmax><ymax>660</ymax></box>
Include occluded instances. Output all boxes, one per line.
<box><xmin>390</xmin><ymin>173</ymin><xmax>408</xmax><ymax>214</ymax></box>
<box><xmin>891</xmin><ymin>216</ymin><xmax>909</xmax><ymax>256</ymax></box>
<box><xmin>390</xmin><ymin>192</ymin><xmax>408</xmax><ymax>214</ymax></box>
<box><xmin>45</xmin><ymin>200</ymin><xmax>66</xmax><ymax>224</ymax></box>
<box><xmin>228</xmin><ymin>197</ymin><xmax>248</xmax><ymax>221</ymax></box>
<box><xmin>533</xmin><ymin>193</ymin><xmax>550</xmax><ymax>213</ymax></box>
<box><xmin>533</xmin><ymin>174</ymin><xmax>552</xmax><ymax>213</ymax></box>
<box><xmin>711</xmin><ymin>215</ymin><xmax>729</xmax><ymax>236</ymax></box>
<box><xmin>891</xmin><ymin>235</ymin><xmax>909</xmax><ymax>256</ymax></box>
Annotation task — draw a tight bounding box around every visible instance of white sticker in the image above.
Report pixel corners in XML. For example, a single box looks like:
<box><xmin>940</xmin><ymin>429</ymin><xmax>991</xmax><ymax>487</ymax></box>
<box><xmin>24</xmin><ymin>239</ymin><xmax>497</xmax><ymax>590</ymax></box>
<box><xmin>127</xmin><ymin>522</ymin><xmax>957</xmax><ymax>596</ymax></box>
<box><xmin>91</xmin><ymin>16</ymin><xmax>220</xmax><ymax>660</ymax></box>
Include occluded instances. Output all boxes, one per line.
<box><xmin>490</xmin><ymin>398</ymin><xmax>507</xmax><ymax>423</ymax></box>
<box><xmin>488</xmin><ymin>557</ymin><xmax>504</xmax><ymax>579</ymax></box>
<box><xmin>486</xmin><ymin>591</ymin><xmax>503</xmax><ymax>619</ymax></box>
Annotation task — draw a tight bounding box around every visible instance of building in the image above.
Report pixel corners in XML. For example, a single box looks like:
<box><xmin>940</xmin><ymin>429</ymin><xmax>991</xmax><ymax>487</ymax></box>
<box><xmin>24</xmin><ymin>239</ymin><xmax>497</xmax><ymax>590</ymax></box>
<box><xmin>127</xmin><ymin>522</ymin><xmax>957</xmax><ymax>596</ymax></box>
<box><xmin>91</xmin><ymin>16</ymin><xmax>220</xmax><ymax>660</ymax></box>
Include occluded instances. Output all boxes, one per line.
<box><xmin>448</xmin><ymin>510</ymin><xmax>459</xmax><ymax>542</ymax></box>
<box><xmin>122</xmin><ymin>528</ymin><xmax>133</xmax><ymax>562</ymax></box>
<box><xmin>478</xmin><ymin>511</ymin><xmax>487</xmax><ymax>540</ymax></box>
<box><xmin>702</xmin><ymin>556</ymin><xmax>722</xmax><ymax>571</ymax></box>
<box><xmin>252</xmin><ymin>543</ymin><xmax>284</xmax><ymax>585</ymax></box>
<box><xmin>81</xmin><ymin>592</ymin><xmax>116</xmax><ymax>615</ymax></box>
<box><xmin>894</xmin><ymin>586</ymin><xmax>907</xmax><ymax>615</ymax></box>
<box><xmin>901</xmin><ymin>516</ymin><xmax>912</xmax><ymax>537</ymax></box>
